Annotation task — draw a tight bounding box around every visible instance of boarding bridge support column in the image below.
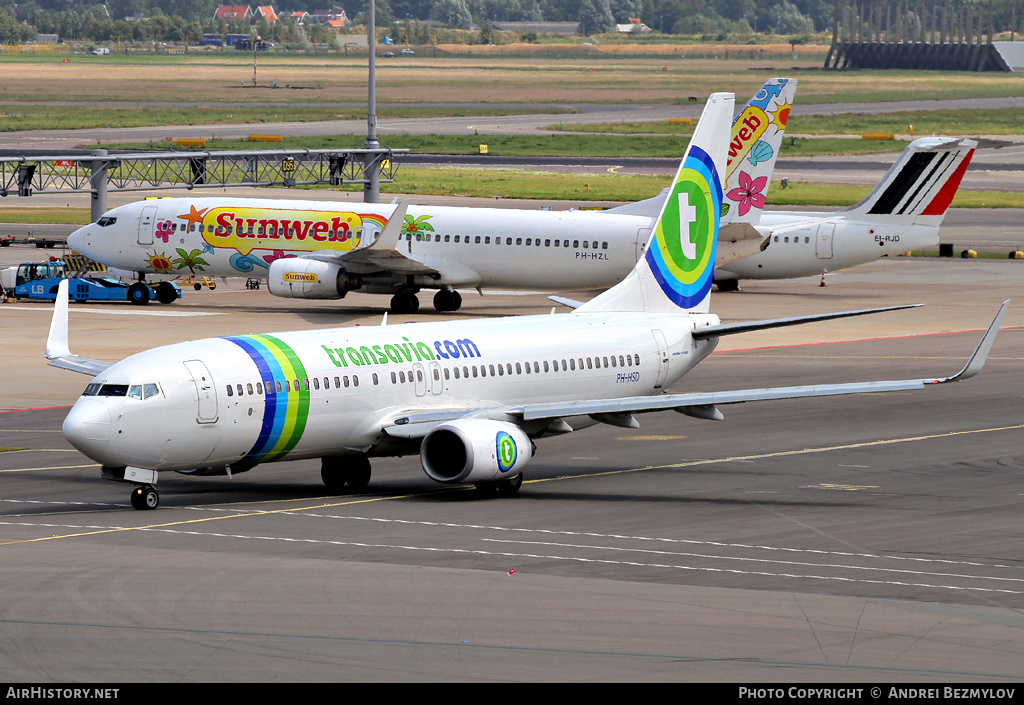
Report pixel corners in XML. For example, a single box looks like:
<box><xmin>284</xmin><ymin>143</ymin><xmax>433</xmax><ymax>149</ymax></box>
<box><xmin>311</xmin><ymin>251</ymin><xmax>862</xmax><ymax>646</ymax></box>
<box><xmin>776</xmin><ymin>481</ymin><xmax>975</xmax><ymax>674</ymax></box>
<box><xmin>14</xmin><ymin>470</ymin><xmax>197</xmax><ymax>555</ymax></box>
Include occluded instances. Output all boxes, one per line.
<box><xmin>89</xmin><ymin>149</ymin><xmax>108</xmax><ymax>224</ymax></box>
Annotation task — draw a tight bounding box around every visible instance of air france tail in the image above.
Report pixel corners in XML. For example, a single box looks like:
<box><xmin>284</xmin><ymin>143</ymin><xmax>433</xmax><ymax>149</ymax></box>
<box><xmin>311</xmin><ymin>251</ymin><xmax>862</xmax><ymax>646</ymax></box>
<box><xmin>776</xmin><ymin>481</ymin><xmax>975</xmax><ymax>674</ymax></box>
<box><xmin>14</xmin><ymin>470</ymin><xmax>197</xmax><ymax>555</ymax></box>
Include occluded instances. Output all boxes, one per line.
<box><xmin>845</xmin><ymin>137</ymin><xmax>976</xmax><ymax>224</ymax></box>
<box><xmin>577</xmin><ymin>92</ymin><xmax>733</xmax><ymax>315</ymax></box>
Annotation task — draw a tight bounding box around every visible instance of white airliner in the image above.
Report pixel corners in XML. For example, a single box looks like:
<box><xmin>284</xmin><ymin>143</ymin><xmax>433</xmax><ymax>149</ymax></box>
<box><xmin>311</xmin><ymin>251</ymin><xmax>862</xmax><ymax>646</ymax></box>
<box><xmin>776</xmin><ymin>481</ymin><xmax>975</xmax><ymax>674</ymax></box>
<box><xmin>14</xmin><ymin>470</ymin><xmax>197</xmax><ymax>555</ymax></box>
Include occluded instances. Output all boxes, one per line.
<box><xmin>64</xmin><ymin>79</ymin><xmax>799</xmax><ymax>314</ymax></box>
<box><xmin>49</xmin><ymin>93</ymin><xmax>1006</xmax><ymax>510</ymax></box>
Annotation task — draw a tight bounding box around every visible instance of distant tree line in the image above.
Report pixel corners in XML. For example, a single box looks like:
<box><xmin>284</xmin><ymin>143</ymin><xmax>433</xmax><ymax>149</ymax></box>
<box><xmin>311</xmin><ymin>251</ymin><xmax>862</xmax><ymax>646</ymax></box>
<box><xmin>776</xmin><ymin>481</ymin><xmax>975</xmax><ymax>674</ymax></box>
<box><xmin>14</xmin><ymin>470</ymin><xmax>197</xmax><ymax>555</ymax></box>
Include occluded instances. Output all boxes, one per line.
<box><xmin>0</xmin><ymin>0</ymin><xmax>1020</xmax><ymax>44</ymax></box>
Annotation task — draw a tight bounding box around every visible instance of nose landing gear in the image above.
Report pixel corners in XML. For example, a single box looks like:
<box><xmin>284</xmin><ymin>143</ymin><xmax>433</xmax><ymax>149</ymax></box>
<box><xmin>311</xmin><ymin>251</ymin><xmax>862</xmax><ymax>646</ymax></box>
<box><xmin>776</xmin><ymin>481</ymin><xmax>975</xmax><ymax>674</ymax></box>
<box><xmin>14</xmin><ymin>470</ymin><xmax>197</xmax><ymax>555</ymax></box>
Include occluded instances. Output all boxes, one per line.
<box><xmin>130</xmin><ymin>485</ymin><xmax>159</xmax><ymax>510</ymax></box>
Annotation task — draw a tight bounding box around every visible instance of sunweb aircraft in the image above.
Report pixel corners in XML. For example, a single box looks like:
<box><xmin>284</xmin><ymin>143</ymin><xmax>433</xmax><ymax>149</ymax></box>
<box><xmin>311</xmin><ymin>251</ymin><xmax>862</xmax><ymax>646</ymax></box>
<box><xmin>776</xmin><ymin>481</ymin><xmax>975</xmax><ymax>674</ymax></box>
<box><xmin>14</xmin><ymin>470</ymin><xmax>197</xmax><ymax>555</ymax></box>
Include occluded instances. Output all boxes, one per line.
<box><xmin>49</xmin><ymin>93</ymin><xmax>1006</xmax><ymax>510</ymax></box>
<box><xmin>64</xmin><ymin>80</ymin><xmax>796</xmax><ymax>314</ymax></box>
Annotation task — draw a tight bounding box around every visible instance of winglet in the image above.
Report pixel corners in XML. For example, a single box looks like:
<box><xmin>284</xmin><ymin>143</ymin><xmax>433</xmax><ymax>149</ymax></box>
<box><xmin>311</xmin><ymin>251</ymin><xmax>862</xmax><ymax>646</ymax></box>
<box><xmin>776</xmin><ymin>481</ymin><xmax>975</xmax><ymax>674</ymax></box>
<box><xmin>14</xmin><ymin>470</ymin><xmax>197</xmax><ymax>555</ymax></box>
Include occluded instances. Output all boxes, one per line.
<box><xmin>45</xmin><ymin>279</ymin><xmax>72</xmax><ymax>360</ymax></box>
<box><xmin>930</xmin><ymin>300</ymin><xmax>1009</xmax><ymax>384</ymax></box>
<box><xmin>363</xmin><ymin>202</ymin><xmax>409</xmax><ymax>252</ymax></box>
<box><xmin>44</xmin><ymin>279</ymin><xmax>113</xmax><ymax>377</ymax></box>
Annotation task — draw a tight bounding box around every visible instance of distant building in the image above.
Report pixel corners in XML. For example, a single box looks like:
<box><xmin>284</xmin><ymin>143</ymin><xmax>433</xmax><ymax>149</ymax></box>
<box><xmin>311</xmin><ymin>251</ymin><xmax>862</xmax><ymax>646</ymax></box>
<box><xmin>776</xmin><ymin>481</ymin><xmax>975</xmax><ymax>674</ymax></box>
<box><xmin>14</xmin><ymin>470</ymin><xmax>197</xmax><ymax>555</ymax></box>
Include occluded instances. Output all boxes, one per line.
<box><xmin>289</xmin><ymin>11</ymin><xmax>309</xmax><ymax>25</ymax></box>
<box><xmin>254</xmin><ymin>6</ymin><xmax>278</xmax><ymax>24</ymax></box>
<box><xmin>214</xmin><ymin>5</ymin><xmax>252</xmax><ymax>22</ymax></box>
<box><xmin>310</xmin><ymin>9</ymin><xmax>348</xmax><ymax>26</ymax></box>
<box><xmin>616</xmin><ymin>18</ymin><xmax>650</xmax><ymax>33</ymax></box>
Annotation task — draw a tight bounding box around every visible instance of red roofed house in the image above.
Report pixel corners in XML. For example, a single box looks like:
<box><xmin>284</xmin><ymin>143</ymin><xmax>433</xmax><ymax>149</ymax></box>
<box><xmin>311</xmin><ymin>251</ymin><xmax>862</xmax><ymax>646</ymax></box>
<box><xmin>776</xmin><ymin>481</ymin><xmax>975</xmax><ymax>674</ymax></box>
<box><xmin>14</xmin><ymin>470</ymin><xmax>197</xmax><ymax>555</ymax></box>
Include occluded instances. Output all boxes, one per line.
<box><xmin>255</xmin><ymin>6</ymin><xmax>278</xmax><ymax>24</ymax></box>
<box><xmin>215</xmin><ymin>5</ymin><xmax>251</xmax><ymax>21</ymax></box>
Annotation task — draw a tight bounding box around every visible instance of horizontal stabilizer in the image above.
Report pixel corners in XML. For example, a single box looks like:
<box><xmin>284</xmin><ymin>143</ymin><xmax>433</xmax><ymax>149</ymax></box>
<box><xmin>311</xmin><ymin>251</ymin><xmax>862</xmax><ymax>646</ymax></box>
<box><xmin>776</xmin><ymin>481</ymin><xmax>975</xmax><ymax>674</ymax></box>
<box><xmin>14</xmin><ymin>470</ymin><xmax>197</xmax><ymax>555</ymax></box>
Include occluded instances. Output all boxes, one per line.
<box><xmin>691</xmin><ymin>304</ymin><xmax>921</xmax><ymax>341</ymax></box>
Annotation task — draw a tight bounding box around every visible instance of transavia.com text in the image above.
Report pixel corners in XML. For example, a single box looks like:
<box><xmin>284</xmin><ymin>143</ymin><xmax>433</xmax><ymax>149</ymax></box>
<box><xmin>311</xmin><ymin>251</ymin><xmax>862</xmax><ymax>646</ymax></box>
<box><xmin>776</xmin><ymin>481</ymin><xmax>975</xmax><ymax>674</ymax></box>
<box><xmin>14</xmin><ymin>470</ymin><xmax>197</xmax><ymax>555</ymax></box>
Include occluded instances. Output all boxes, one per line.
<box><xmin>738</xmin><ymin>688</ymin><xmax>1016</xmax><ymax>700</ymax></box>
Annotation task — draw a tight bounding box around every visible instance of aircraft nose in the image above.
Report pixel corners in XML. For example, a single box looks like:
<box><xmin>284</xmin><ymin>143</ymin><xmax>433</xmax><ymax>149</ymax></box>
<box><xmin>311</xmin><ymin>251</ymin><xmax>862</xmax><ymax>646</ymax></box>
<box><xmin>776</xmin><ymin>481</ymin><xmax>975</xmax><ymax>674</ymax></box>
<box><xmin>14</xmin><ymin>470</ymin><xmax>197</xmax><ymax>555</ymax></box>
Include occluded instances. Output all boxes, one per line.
<box><xmin>67</xmin><ymin>226</ymin><xmax>89</xmax><ymax>254</ymax></box>
<box><xmin>63</xmin><ymin>400</ymin><xmax>111</xmax><ymax>462</ymax></box>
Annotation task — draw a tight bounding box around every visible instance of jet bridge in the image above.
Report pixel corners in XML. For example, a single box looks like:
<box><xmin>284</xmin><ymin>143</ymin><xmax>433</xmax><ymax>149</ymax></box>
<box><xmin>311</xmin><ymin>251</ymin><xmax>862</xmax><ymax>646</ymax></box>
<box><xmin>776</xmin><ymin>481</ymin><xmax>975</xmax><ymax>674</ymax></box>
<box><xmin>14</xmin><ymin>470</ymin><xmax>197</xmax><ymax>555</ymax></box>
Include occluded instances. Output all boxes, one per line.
<box><xmin>0</xmin><ymin>147</ymin><xmax>407</xmax><ymax>221</ymax></box>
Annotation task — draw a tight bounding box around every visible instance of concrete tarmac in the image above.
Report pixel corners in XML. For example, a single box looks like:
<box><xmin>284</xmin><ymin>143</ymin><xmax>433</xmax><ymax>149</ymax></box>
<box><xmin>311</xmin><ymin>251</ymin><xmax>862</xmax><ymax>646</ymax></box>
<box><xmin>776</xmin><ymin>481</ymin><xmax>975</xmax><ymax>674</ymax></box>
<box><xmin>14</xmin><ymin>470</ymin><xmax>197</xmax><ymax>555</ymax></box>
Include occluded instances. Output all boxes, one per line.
<box><xmin>1</xmin><ymin>254</ymin><xmax>1023</xmax><ymax>681</ymax></box>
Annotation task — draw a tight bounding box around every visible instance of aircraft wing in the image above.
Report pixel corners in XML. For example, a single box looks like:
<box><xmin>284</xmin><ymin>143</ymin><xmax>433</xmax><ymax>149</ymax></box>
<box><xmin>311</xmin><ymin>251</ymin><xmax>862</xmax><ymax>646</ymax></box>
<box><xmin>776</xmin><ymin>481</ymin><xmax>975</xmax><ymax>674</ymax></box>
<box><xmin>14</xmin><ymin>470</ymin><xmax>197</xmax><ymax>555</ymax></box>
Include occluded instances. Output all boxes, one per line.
<box><xmin>45</xmin><ymin>280</ymin><xmax>113</xmax><ymax>377</ymax></box>
<box><xmin>384</xmin><ymin>301</ymin><xmax>1007</xmax><ymax>438</ymax></box>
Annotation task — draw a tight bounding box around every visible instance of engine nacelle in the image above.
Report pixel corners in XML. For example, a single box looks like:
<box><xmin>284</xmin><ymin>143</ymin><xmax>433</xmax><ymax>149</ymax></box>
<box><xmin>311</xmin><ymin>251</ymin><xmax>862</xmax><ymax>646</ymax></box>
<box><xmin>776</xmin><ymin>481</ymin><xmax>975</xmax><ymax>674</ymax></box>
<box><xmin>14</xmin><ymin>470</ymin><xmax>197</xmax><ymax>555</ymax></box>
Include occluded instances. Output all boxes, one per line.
<box><xmin>421</xmin><ymin>419</ymin><xmax>532</xmax><ymax>484</ymax></box>
<box><xmin>267</xmin><ymin>258</ymin><xmax>362</xmax><ymax>299</ymax></box>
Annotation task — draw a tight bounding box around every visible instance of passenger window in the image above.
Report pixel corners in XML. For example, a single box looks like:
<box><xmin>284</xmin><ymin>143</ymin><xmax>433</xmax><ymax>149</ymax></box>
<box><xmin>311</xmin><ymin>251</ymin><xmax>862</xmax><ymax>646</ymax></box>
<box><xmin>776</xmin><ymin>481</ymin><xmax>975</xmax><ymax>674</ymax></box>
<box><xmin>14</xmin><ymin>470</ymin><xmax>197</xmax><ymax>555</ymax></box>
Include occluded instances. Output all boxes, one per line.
<box><xmin>256</xmin><ymin>382</ymin><xmax>264</xmax><ymax>394</ymax></box>
<box><xmin>313</xmin><ymin>378</ymin><xmax>320</xmax><ymax>390</ymax></box>
<box><xmin>247</xmin><ymin>383</ymin><xmax>254</xmax><ymax>395</ymax></box>
<box><xmin>334</xmin><ymin>376</ymin><xmax>341</xmax><ymax>388</ymax></box>
<box><xmin>634</xmin><ymin>354</ymin><xmax>640</xmax><ymax>365</ymax></box>
<box><xmin>237</xmin><ymin>384</ymin><xmax>244</xmax><ymax>396</ymax></box>
<box><xmin>353</xmin><ymin>376</ymin><xmax>359</xmax><ymax>387</ymax></box>
<box><xmin>226</xmin><ymin>385</ymin><xmax>233</xmax><ymax>397</ymax></box>
<box><xmin>276</xmin><ymin>381</ymin><xmax>282</xmax><ymax>394</ymax></box>
<box><xmin>391</xmin><ymin>372</ymin><xmax>397</xmax><ymax>384</ymax></box>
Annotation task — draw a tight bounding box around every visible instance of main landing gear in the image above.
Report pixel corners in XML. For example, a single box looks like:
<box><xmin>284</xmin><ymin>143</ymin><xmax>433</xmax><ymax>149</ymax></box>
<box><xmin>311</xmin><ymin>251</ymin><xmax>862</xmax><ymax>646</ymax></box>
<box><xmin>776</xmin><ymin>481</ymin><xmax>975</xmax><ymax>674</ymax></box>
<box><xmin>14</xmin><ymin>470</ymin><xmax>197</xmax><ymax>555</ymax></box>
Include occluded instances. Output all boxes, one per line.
<box><xmin>130</xmin><ymin>485</ymin><xmax>159</xmax><ymax>510</ymax></box>
<box><xmin>433</xmin><ymin>287</ymin><xmax>462</xmax><ymax>313</ymax></box>
<box><xmin>321</xmin><ymin>456</ymin><xmax>372</xmax><ymax>493</ymax></box>
<box><xmin>389</xmin><ymin>288</ymin><xmax>464</xmax><ymax>314</ymax></box>
<box><xmin>389</xmin><ymin>290</ymin><xmax>420</xmax><ymax>314</ymax></box>
<box><xmin>474</xmin><ymin>474</ymin><xmax>523</xmax><ymax>498</ymax></box>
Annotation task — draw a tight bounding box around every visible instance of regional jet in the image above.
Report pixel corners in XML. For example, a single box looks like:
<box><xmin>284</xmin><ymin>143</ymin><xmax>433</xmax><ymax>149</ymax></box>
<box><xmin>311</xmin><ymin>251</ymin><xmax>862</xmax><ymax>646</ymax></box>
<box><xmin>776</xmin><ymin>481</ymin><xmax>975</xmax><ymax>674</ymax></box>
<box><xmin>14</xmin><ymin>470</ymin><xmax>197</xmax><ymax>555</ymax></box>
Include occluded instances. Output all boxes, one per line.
<box><xmin>49</xmin><ymin>93</ymin><xmax>1006</xmax><ymax>510</ymax></box>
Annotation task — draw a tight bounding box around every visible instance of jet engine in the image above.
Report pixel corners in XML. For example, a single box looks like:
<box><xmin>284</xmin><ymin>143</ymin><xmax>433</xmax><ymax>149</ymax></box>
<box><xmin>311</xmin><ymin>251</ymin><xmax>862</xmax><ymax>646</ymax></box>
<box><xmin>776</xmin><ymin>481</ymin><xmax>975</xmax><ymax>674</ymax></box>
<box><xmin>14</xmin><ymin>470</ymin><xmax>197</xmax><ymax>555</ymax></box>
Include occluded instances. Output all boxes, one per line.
<box><xmin>420</xmin><ymin>419</ymin><xmax>532</xmax><ymax>484</ymax></box>
<box><xmin>267</xmin><ymin>258</ymin><xmax>362</xmax><ymax>299</ymax></box>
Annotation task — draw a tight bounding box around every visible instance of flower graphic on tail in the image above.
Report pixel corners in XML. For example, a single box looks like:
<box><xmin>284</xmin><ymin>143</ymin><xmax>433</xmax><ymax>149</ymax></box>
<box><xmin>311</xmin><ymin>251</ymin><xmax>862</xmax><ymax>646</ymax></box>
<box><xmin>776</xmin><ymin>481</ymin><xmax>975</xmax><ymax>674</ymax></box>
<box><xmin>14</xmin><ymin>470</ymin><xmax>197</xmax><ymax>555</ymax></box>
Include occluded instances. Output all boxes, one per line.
<box><xmin>726</xmin><ymin>171</ymin><xmax>767</xmax><ymax>217</ymax></box>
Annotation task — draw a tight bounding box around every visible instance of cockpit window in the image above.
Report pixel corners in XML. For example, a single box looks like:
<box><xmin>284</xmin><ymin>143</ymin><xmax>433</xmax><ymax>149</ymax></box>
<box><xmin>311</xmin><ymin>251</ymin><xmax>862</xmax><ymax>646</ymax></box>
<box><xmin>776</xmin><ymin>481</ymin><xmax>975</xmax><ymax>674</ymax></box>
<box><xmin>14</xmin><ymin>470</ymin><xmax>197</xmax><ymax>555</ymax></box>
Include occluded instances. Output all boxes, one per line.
<box><xmin>128</xmin><ymin>383</ymin><xmax>161</xmax><ymax>400</ymax></box>
<box><xmin>82</xmin><ymin>383</ymin><xmax>101</xmax><ymax>396</ymax></box>
<box><xmin>96</xmin><ymin>384</ymin><xmax>129</xmax><ymax>397</ymax></box>
<box><xmin>96</xmin><ymin>216</ymin><xmax>117</xmax><ymax>227</ymax></box>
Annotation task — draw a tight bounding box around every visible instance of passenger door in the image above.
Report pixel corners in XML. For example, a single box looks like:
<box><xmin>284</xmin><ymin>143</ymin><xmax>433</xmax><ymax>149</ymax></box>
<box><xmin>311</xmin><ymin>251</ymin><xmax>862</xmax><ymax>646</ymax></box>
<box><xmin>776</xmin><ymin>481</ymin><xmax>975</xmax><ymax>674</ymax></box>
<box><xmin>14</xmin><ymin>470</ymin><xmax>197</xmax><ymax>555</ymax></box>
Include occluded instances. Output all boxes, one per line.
<box><xmin>138</xmin><ymin>206</ymin><xmax>157</xmax><ymax>246</ymax></box>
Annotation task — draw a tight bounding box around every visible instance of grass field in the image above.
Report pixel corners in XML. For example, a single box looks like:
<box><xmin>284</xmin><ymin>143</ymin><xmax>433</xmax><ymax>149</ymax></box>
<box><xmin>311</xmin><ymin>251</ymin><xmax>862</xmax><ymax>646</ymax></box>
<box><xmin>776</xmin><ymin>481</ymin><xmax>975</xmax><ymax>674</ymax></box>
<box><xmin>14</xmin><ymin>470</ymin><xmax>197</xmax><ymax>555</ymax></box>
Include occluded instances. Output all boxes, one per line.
<box><xmin>98</xmin><ymin>133</ymin><xmax>912</xmax><ymax>158</ymax></box>
<box><xmin>2</xmin><ymin>51</ymin><xmax>1023</xmax><ymax>110</ymax></box>
<box><xmin>547</xmin><ymin>107</ymin><xmax>1024</xmax><ymax>138</ymax></box>
<box><xmin>1</xmin><ymin>50</ymin><xmax>1020</xmax><ymax>211</ymax></box>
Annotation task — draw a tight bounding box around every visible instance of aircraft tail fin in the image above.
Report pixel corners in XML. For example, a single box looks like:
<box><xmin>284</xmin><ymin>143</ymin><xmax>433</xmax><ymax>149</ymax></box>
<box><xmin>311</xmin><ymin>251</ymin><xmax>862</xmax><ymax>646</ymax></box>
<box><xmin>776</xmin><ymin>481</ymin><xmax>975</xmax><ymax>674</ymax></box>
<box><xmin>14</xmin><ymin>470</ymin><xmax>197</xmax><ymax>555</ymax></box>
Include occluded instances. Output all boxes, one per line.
<box><xmin>844</xmin><ymin>137</ymin><xmax>976</xmax><ymax>223</ymax></box>
<box><xmin>723</xmin><ymin>78</ymin><xmax>796</xmax><ymax>225</ymax></box>
<box><xmin>577</xmin><ymin>92</ymin><xmax>732</xmax><ymax>315</ymax></box>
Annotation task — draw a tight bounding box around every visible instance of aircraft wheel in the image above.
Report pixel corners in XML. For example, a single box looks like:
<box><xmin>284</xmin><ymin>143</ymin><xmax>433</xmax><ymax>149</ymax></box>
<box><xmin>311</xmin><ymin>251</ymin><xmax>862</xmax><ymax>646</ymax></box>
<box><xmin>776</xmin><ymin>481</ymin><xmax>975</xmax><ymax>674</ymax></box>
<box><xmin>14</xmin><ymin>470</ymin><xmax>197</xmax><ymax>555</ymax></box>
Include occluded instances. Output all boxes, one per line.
<box><xmin>321</xmin><ymin>456</ymin><xmax>372</xmax><ymax>493</ymax></box>
<box><xmin>155</xmin><ymin>282</ymin><xmax>177</xmax><ymax>304</ymax></box>
<box><xmin>390</xmin><ymin>292</ymin><xmax>419</xmax><ymax>314</ymax></box>
<box><xmin>433</xmin><ymin>288</ymin><xmax>462</xmax><ymax>312</ymax></box>
<box><xmin>128</xmin><ymin>282</ymin><xmax>151</xmax><ymax>305</ymax></box>
<box><xmin>474</xmin><ymin>482</ymin><xmax>498</xmax><ymax>498</ymax></box>
<box><xmin>130</xmin><ymin>485</ymin><xmax>159</xmax><ymax>510</ymax></box>
<box><xmin>496</xmin><ymin>473</ymin><xmax>523</xmax><ymax>496</ymax></box>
